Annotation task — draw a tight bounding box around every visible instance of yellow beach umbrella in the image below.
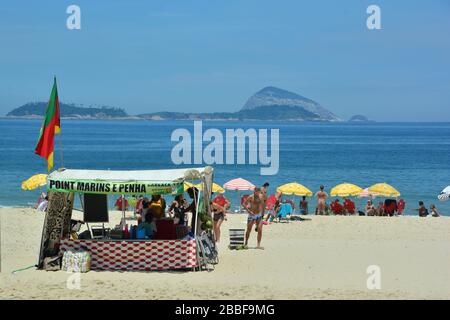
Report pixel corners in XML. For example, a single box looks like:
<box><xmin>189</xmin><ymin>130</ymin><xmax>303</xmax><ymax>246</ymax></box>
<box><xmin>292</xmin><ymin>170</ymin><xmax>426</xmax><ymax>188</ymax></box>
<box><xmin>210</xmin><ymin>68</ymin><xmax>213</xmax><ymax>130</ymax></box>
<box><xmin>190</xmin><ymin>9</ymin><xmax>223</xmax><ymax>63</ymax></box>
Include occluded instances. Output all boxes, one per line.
<box><xmin>195</xmin><ymin>183</ymin><xmax>225</xmax><ymax>194</ymax></box>
<box><xmin>277</xmin><ymin>182</ymin><xmax>313</xmax><ymax>196</ymax></box>
<box><xmin>330</xmin><ymin>183</ymin><xmax>363</xmax><ymax>197</ymax></box>
<box><xmin>21</xmin><ymin>174</ymin><xmax>48</xmax><ymax>191</ymax></box>
<box><xmin>368</xmin><ymin>183</ymin><xmax>401</xmax><ymax>197</ymax></box>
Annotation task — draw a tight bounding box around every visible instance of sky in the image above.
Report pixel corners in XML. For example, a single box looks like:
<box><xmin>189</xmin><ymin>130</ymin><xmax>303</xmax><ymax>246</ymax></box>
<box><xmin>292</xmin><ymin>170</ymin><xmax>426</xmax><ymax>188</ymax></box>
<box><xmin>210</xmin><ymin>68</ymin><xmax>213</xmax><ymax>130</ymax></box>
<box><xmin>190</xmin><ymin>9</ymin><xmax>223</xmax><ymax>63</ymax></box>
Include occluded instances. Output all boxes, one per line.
<box><xmin>1</xmin><ymin>0</ymin><xmax>449</xmax><ymax>121</ymax></box>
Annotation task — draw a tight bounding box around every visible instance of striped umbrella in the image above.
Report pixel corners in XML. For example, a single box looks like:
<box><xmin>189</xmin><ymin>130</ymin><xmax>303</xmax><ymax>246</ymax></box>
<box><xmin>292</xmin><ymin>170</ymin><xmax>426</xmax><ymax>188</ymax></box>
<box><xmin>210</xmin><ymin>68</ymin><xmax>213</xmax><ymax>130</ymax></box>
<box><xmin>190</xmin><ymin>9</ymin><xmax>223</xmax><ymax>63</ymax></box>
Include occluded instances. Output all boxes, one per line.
<box><xmin>438</xmin><ymin>186</ymin><xmax>450</xmax><ymax>202</ymax></box>
<box><xmin>223</xmin><ymin>178</ymin><xmax>255</xmax><ymax>212</ymax></box>
<box><xmin>358</xmin><ymin>188</ymin><xmax>379</xmax><ymax>199</ymax></box>
<box><xmin>223</xmin><ymin>178</ymin><xmax>255</xmax><ymax>191</ymax></box>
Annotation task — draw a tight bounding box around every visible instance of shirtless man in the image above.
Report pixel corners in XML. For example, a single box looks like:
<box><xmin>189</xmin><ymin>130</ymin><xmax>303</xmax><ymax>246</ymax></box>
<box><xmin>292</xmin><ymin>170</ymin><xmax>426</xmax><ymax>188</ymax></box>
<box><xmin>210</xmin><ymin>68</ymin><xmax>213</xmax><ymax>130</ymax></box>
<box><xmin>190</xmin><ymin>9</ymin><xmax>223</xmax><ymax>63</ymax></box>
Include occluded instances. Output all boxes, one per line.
<box><xmin>257</xmin><ymin>182</ymin><xmax>270</xmax><ymax>230</ymax></box>
<box><xmin>243</xmin><ymin>188</ymin><xmax>265</xmax><ymax>249</ymax></box>
<box><xmin>315</xmin><ymin>185</ymin><xmax>328</xmax><ymax>215</ymax></box>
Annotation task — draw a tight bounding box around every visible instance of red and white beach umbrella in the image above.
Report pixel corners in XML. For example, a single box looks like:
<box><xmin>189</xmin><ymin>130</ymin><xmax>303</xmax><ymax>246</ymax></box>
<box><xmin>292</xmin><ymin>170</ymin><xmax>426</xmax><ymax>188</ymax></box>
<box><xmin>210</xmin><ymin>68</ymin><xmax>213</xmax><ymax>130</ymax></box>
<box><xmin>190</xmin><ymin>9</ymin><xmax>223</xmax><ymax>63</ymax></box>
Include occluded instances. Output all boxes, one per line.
<box><xmin>223</xmin><ymin>178</ymin><xmax>255</xmax><ymax>191</ymax></box>
<box><xmin>223</xmin><ymin>178</ymin><xmax>255</xmax><ymax>212</ymax></box>
<box><xmin>438</xmin><ymin>186</ymin><xmax>450</xmax><ymax>202</ymax></box>
<box><xmin>358</xmin><ymin>188</ymin><xmax>379</xmax><ymax>199</ymax></box>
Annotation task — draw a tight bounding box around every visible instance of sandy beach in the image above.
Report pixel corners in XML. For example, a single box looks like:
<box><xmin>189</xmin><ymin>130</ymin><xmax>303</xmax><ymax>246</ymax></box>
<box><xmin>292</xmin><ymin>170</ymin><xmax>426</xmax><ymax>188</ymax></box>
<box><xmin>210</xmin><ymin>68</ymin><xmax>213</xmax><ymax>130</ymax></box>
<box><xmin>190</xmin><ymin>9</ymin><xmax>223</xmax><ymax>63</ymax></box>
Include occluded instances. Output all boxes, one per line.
<box><xmin>1</xmin><ymin>207</ymin><xmax>449</xmax><ymax>300</ymax></box>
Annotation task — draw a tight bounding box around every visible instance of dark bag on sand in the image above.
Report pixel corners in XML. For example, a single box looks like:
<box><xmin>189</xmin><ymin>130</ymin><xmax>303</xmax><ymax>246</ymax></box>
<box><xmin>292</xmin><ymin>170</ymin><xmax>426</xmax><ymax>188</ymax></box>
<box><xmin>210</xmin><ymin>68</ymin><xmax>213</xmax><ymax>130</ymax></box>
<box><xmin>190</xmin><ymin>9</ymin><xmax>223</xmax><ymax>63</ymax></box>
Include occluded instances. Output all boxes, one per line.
<box><xmin>43</xmin><ymin>255</ymin><xmax>61</xmax><ymax>271</ymax></box>
<box><xmin>78</xmin><ymin>230</ymin><xmax>92</xmax><ymax>239</ymax></box>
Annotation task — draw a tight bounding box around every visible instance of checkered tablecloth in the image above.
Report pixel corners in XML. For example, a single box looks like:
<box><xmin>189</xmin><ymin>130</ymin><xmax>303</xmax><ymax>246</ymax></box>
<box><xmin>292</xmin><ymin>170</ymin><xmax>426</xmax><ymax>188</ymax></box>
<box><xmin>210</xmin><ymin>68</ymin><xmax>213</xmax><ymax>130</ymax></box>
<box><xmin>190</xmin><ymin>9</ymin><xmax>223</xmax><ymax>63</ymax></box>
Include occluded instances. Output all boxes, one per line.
<box><xmin>59</xmin><ymin>239</ymin><xmax>197</xmax><ymax>271</ymax></box>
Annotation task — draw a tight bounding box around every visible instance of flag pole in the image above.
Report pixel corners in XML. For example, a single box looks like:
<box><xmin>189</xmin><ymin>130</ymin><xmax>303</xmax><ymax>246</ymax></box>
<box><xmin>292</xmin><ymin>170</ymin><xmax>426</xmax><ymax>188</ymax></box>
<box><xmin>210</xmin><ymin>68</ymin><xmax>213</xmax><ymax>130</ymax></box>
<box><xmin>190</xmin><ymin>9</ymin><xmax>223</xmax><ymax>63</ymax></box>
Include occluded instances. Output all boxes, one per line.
<box><xmin>58</xmin><ymin>132</ymin><xmax>64</xmax><ymax>169</ymax></box>
<box><xmin>55</xmin><ymin>76</ymin><xmax>64</xmax><ymax>169</ymax></box>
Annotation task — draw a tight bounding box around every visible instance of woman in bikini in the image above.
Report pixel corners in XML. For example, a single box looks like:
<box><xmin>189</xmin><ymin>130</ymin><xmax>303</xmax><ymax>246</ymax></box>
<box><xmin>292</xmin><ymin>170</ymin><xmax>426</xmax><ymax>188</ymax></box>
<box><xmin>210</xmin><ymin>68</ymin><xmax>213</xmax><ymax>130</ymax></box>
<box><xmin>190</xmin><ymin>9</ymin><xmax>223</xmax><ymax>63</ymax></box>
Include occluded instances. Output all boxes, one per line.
<box><xmin>211</xmin><ymin>201</ymin><xmax>227</xmax><ymax>243</ymax></box>
<box><xmin>315</xmin><ymin>185</ymin><xmax>328</xmax><ymax>215</ymax></box>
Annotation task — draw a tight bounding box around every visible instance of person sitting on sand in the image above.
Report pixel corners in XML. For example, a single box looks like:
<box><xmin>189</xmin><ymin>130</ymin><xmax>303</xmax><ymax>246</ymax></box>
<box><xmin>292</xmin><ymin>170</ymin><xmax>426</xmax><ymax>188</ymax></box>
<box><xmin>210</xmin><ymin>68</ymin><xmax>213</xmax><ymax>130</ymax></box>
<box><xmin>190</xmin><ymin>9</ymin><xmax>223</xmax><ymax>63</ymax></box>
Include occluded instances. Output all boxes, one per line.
<box><xmin>263</xmin><ymin>199</ymin><xmax>280</xmax><ymax>224</ymax></box>
<box><xmin>37</xmin><ymin>195</ymin><xmax>48</xmax><ymax>212</ymax></box>
<box><xmin>343</xmin><ymin>198</ymin><xmax>356</xmax><ymax>215</ymax></box>
<box><xmin>330</xmin><ymin>199</ymin><xmax>344</xmax><ymax>215</ymax></box>
<box><xmin>376</xmin><ymin>202</ymin><xmax>385</xmax><ymax>216</ymax></box>
<box><xmin>429</xmin><ymin>204</ymin><xmax>440</xmax><ymax>217</ymax></box>
<box><xmin>243</xmin><ymin>188</ymin><xmax>265</xmax><ymax>249</ymax></box>
<box><xmin>398</xmin><ymin>199</ymin><xmax>406</xmax><ymax>215</ymax></box>
<box><xmin>365</xmin><ymin>200</ymin><xmax>376</xmax><ymax>216</ymax></box>
<box><xmin>315</xmin><ymin>185</ymin><xmax>328</xmax><ymax>215</ymax></box>
<box><xmin>416</xmin><ymin>201</ymin><xmax>428</xmax><ymax>217</ymax></box>
<box><xmin>299</xmin><ymin>196</ymin><xmax>309</xmax><ymax>215</ymax></box>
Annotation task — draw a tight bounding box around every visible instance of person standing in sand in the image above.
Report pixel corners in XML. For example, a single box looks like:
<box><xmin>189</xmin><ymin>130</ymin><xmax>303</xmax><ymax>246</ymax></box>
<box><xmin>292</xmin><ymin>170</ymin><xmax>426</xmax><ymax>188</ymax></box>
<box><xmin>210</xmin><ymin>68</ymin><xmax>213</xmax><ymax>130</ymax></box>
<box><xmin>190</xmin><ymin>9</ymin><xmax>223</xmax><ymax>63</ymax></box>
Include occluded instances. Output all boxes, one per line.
<box><xmin>261</xmin><ymin>182</ymin><xmax>270</xmax><ymax>201</ymax></box>
<box><xmin>257</xmin><ymin>182</ymin><xmax>270</xmax><ymax>230</ymax></box>
<box><xmin>243</xmin><ymin>188</ymin><xmax>265</xmax><ymax>249</ymax></box>
<box><xmin>315</xmin><ymin>185</ymin><xmax>328</xmax><ymax>215</ymax></box>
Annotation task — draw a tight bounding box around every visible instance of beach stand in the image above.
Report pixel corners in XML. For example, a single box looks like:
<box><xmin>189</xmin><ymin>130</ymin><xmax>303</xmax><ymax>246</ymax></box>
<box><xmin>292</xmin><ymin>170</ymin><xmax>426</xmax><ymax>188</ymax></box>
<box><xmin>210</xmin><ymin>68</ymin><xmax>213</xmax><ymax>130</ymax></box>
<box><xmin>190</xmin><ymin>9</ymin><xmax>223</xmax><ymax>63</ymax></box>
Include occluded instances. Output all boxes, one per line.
<box><xmin>223</xmin><ymin>178</ymin><xmax>255</xmax><ymax>213</ymax></box>
<box><xmin>37</xmin><ymin>167</ymin><xmax>216</xmax><ymax>272</ymax></box>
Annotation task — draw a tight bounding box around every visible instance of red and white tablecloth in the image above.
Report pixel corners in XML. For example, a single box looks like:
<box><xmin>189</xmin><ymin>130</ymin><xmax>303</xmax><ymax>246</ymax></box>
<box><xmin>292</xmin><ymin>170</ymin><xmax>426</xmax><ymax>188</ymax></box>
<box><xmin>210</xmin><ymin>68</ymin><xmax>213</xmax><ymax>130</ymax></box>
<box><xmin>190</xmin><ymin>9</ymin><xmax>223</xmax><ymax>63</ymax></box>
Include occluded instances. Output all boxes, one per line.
<box><xmin>59</xmin><ymin>239</ymin><xmax>197</xmax><ymax>271</ymax></box>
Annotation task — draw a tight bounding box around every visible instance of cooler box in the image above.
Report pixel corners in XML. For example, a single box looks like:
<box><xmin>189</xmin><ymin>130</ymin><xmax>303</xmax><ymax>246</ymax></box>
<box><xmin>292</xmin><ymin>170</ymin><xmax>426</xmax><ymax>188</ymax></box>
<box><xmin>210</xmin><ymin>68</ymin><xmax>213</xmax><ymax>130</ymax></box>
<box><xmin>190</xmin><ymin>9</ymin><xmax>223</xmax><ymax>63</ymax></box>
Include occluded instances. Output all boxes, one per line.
<box><xmin>229</xmin><ymin>229</ymin><xmax>245</xmax><ymax>249</ymax></box>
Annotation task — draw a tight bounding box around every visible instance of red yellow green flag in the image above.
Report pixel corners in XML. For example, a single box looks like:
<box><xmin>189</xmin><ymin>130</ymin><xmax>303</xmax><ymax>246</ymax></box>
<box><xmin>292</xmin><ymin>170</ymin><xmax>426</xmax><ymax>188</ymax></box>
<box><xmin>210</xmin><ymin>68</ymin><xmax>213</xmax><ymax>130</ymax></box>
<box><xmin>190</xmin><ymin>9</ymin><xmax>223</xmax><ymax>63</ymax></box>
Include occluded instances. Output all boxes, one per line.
<box><xmin>35</xmin><ymin>77</ymin><xmax>61</xmax><ymax>171</ymax></box>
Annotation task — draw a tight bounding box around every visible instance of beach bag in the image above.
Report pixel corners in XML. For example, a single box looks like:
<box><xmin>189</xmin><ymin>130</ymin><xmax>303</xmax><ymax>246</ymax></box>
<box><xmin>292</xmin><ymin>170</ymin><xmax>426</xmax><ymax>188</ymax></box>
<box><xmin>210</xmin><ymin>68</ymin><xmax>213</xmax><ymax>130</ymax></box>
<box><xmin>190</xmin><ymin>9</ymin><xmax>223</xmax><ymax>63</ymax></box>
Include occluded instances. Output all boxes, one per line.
<box><xmin>62</xmin><ymin>249</ymin><xmax>91</xmax><ymax>273</ymax></box>
<box><xmin>136</xmin><ymin>225</ymin><xmax>146</xmax><ymax>239</ymax></box>
<box><xmin>78</xmin><ymin>230</ymin><xmax>92</xmax><ymax>239</ymax></box>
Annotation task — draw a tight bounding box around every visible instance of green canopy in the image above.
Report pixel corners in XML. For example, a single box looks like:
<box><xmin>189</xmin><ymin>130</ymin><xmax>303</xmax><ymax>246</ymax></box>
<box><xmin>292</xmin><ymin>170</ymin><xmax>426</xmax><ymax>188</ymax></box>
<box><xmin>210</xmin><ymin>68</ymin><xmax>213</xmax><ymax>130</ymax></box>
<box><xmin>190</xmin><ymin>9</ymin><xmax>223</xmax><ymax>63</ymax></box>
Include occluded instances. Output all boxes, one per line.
<box><xmin>46</xmin><ymin>167</ymin><xmax>212</xmax><ymax>195</ymax></box>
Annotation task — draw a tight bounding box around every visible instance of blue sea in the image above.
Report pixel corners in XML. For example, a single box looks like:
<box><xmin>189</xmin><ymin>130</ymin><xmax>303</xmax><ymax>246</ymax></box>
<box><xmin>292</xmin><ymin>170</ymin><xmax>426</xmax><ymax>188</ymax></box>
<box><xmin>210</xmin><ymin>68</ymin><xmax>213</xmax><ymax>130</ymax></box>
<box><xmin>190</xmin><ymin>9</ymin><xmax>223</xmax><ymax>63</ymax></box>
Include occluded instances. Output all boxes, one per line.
<box><xmin>1</xmin><ymin>119</ymin><xmax>449</xmax><ymax>216</ymax></box>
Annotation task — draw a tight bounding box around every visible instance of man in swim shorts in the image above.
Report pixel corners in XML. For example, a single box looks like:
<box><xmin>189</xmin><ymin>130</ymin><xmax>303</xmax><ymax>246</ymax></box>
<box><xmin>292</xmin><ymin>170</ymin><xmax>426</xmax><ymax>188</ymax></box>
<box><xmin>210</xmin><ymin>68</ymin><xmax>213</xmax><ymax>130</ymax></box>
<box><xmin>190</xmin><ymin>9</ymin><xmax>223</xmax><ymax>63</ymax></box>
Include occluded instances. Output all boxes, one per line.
<box><xmin>243</xmin><ymin>188</ymin><xmax>265</xmax><ymax>249</ymax></box>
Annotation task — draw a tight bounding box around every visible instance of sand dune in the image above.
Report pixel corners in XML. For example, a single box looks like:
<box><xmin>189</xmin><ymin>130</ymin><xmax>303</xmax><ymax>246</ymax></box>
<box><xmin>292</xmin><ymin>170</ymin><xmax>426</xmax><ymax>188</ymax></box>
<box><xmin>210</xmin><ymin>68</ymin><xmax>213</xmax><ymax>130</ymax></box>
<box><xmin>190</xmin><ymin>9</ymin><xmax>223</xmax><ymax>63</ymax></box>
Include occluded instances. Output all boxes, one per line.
<box><xmin>1</xmin><ymin>208</ymin><xmax>449</xmax><ymax>300</ymax></box>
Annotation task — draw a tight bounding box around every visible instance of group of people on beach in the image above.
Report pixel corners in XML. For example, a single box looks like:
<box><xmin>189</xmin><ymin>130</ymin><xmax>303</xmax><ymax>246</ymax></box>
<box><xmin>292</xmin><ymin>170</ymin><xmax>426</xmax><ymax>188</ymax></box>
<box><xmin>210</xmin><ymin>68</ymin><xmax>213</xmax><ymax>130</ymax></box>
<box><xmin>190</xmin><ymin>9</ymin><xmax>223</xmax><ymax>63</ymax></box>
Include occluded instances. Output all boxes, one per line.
<box><xmin>114</xmin><ymin>187</ymin><xmax>232</xmax><ymax>242</ymax></box>
<box><xmin>313</xmin><ymin>185</ymin><xmax>440</xmax><ymax>217</ymax></box>
<box><xmin>238</xmin><ymin>183</ymin><xmax>444</xmax><ymax>248</ymax></box>
<box><xmin>44</xmin><ymin>180</ymin><xmax>441</xmax><ymax>246</ymax></box>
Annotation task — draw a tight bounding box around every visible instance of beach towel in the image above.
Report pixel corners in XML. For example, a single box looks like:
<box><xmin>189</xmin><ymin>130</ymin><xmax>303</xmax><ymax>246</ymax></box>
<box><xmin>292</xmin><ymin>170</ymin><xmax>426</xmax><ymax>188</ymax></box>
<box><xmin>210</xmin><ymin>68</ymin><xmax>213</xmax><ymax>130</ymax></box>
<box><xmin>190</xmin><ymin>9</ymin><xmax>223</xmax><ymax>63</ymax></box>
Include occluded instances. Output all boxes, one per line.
<box><xmin>277</xmin><ymin>203</ymin><xmax>292</xmax><ymax>219</ymax></box>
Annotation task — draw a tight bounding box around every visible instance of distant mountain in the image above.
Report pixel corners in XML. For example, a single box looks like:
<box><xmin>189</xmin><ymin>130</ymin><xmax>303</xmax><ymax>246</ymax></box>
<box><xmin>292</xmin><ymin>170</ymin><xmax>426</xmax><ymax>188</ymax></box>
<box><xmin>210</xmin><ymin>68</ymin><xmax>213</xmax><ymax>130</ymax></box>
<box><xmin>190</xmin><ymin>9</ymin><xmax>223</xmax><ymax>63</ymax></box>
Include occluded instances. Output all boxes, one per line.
<box><xmin>349</xmin><ymin>115</ymin><xmax>373</xmax><ymax>122</ymax></box>
<box><xmin>140</xmin><ymin>86</ymin><xmax>340</xmax><ymax>121</ymax></box>
<box><xmin>242</xmin><ymin>86</ymin><xmax>339</xmax><ymax>121</ymax></box>
<box><xmin>6</xmin><ymin>87</ymin><xmax>341</xmax><ymax>121</ymax></box>
<box><xmin>6</xmin><ymin>102</ymin><xmax>128</xmax><ymax>119</ymax></box>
